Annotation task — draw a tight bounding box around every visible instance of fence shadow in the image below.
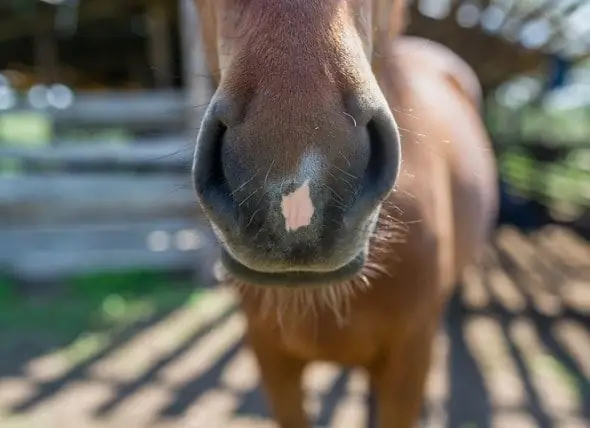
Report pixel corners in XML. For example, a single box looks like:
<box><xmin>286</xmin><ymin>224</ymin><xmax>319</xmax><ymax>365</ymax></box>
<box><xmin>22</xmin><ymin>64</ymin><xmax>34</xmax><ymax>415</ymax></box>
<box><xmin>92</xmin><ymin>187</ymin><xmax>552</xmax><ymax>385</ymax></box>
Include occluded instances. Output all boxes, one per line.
<box><xmin>0</xmin><ymin>226</ymin><xmax>588</xmax><ymax>427</ymax></box>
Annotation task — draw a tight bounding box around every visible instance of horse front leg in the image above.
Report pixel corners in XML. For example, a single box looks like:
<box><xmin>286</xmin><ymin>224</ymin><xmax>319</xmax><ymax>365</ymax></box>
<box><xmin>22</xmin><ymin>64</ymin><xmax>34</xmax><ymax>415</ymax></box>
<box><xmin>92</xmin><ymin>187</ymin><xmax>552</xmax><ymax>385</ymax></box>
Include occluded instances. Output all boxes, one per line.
<box><xmin>247</xmin><ymin>331</ymin><xmax>310</xmax><ymax>428</ymax></box>
<box><xmin>369</xmin><ymin>324</ymin><xmax>438</xmax><ymax>428</ymax></box>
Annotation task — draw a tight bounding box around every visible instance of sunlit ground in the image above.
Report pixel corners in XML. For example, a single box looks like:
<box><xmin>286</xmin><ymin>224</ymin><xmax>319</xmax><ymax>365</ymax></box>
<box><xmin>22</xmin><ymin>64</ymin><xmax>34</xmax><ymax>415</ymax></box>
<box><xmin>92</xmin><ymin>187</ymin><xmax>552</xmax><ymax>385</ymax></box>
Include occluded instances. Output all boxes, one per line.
<box><xmin>0</xmin><ymin>225</ymin><xmax>588</xmax><ymax>428</ymax></box>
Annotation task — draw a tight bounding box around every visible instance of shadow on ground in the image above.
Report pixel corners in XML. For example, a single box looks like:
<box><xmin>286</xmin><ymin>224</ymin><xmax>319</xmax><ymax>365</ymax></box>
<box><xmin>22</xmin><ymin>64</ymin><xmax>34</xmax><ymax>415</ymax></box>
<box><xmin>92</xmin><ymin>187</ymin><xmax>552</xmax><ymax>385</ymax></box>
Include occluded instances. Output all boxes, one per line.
<box><xmin>0</xmin><ymin>226</ymin><xmax>588</xmax><ymax>427</ymax></box>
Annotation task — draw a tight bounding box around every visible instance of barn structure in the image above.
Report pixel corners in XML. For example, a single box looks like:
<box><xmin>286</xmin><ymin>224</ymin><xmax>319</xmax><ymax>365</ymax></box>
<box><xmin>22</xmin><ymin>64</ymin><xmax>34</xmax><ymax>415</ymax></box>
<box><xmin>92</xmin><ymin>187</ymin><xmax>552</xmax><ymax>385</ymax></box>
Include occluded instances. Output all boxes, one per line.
<box><xmin>2</xmin><ymin>1</ymin><xmax>589</xmax><ymax>90</ymax></box>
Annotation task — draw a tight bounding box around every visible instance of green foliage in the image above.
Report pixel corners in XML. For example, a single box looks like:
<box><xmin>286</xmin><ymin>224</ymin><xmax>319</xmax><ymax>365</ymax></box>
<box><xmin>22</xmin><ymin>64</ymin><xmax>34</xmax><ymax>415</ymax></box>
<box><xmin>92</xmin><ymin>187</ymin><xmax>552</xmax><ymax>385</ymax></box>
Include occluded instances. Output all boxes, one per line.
<box><xmin>0</xmin><ymin>270</ymin><xmax>202</xmax><ymax>338</ymax></box>
<box><xmin>0</xmin><ymin>112</ymin><xmax>52</xmax><ymax>146</ymax></box>
<box><xmin>499</xmin><ymin>149</ymin><xmax>590</xmax><ymax>206</ymax></box>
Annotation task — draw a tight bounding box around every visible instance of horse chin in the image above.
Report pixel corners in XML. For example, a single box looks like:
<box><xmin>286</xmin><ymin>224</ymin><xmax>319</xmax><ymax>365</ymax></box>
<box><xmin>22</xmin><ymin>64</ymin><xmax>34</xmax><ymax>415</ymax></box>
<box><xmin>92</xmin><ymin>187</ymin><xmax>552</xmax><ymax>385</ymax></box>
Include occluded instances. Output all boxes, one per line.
<box><xmin>219</xmin><ymin>248</ymin><xmax>367</xmax><ymax>289</ymax></box>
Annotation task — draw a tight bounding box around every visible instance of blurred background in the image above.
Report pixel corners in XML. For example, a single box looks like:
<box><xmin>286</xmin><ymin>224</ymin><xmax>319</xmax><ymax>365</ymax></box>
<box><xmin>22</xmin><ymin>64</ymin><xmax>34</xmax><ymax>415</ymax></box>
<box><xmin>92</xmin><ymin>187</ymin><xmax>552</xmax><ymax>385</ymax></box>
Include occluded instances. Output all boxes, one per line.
<box><xmin>0</xmin><ymin>0</ymin><xmax>588</xmax><ymax>427</ymax></box>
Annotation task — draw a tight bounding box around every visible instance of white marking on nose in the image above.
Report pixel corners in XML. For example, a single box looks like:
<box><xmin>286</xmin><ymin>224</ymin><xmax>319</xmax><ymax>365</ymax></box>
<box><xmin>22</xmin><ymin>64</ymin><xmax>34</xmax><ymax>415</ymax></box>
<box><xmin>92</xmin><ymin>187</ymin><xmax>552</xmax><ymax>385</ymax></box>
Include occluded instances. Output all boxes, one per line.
<box><xmin>281</xmin><ymin>179</ymin><xmax>314</xmax><ymax>232</ymax></box>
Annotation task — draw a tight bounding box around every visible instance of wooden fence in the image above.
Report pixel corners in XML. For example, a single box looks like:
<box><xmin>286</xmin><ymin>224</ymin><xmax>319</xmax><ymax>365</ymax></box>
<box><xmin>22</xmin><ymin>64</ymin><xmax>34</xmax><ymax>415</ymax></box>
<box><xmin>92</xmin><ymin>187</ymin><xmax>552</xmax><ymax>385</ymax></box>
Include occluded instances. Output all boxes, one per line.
<box><xmin>0</xmin><ymin>2</ymin><xmax>222</xmax><ymax>286</ymax></box>
<box><xmin>0</xmin><ymin>93</ymin><xmax>219</xmax><ymax>286</ymax></box>
<box><xmin>1</xmin><ymin>90</ymin><xmax>191</xmax><ymax>142</ymax></box>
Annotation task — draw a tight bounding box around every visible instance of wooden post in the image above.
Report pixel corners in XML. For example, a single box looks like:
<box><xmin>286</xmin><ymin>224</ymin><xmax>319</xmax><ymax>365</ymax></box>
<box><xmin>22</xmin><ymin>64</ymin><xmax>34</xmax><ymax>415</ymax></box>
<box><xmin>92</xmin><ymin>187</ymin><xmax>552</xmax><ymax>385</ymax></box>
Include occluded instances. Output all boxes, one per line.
<box><xmin>179</xmin><ymin>0</ymin><xmax>218</xmax><ymax>288</ymax></box>
<box><xmin>179</xmin><ymin>0</ymin><xmax>214</xmax><ymax>135</ymax></box>
<box><xmin>146</xmin><ymin>0</ymin><xmax>174</xmax><ymax>88</ymax></box>
<box><xmin>33</xmin><ymin>6</ymin><xmax>59</xmax><ymax>85</ymax></box>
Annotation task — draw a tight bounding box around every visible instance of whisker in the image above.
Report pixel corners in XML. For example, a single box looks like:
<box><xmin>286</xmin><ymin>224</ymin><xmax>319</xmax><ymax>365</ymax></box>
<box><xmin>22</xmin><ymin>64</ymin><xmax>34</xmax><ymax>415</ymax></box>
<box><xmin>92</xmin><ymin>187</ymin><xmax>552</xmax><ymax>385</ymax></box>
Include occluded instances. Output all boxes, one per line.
<box><xmin>343</xmin><ymin>112</ymin><xmax>357</xmax><ymax>127</ymax></box>
<box><xmin>321</xmin><ymin>183</ymin><xmax>345</xmax><ymax>204</ymax></box>
<box><xmin>338</xmin><ymin>151</ymin><xmax>352</xmax><ymax>167</ymax></box>
<box><xmin>333</xmin><ymin>165</ymin><xmax>358</xmax><ymax>180</ymax></box>
<box><xmin>327</xmin><ymin>170</ymin><xmax>354</xmax><ymax>188</ymax></box>
<box><xmin>263</xmin><ymin>159</ymin><xmax>276</xmax><ymax>188</ymax></box>
<box><xmin>246</xmin><ymin>208</ymin><xmax>262</xmax><ymax>227</ymax></box>
<box><xmin>239</xmin><ymin>188</ymin><xmax>259</xmax><ymax>206</ymax></box>
<box><xmin>231</xmin><ymin>171</ymin><xmax>260</xmax><ymax>196</ymax></box>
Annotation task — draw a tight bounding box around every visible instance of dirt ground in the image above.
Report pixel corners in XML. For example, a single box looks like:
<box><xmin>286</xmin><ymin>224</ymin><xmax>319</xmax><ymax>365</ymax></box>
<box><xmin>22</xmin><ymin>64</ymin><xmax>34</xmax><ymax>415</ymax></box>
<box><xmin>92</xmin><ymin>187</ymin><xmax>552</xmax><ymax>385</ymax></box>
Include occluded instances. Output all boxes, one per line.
<box><xmin>0</xmin><ymin>226</ymin><xmax>588</xmax><ymax>428</ymax></box>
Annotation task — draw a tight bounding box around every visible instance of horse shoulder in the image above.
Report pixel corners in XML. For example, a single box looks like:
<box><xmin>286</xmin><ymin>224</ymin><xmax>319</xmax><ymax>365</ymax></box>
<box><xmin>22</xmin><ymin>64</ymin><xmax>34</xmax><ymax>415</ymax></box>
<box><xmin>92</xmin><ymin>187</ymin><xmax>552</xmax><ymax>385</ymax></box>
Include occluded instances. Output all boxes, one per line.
<box><xmin>395</xmin><ymin>36</ymin><xmax>483</xmax><ymax>110</ymax></box>
<box><xmin>390</xmin><ymin>51</ymin><xmax>497</xmax><ymax>289</ymax></box>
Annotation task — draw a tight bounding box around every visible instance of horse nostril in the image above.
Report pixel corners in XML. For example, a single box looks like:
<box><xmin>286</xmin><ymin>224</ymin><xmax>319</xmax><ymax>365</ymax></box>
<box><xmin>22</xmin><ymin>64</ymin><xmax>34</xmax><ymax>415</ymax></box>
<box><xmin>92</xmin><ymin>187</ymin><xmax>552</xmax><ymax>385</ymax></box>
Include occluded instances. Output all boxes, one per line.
<box><xmin>366</xmin><ymin>119</ymin><xmax>394</xmax><ymax>193</ymax></box>
<box><xmin>351</xmin><ymin>112</ymin><xmax>401</xmax><ymax>218</ymax></box>
<box><xmin>192</xmin><ymin>109</ymin><xmax>235</xmax><ymax>222</ymax></box>
<box><xmin>207</xmin><ymin>122</ymin><xmax>228</xmax><ymax>193</ymax></box>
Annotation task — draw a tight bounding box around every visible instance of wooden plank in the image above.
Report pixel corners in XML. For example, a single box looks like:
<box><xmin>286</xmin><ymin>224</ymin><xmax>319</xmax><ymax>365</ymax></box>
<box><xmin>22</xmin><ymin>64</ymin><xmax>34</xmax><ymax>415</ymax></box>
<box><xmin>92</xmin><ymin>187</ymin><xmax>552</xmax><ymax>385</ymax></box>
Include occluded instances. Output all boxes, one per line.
<box><xmin>146</xmin><ymin>0</ymin><xmax>174</xmax><ymax>88</ymax></box>
<box><xmin>33</xmin><ymin>5</ymin><xmax>59</xmax><ymax>85</ymax></box>
<box><xmin>53</xmin><ymin>90</ymin><xmax>186</xmax><ymax>126</ymax></box>
<box><xmin>179</xmin><ymin>0</ymin><xmax>214</xmax><ymax>132</ymax></box>
<box><xmin>0</xmin><ymin>139</ymin><xmax>192</xmax><ymax>169</ymax></box>
<box><xmin>0</xmin><ymin>174</ymin><xmax>199</xmax><ymax>225</ymax></box>
<box><xmin>0</xmin><ymin>219</ymin><xmax>219</xmax><ymax>282</ymax></box>
<box><xmin>7</xmin><ymin>90</ymin><xmax>187</xmax><ymax>127</ymax></box>
<box><xmin>0</xmin><ymin>219</ymin><xmax>201</xmax><ymax>255</ymax></box>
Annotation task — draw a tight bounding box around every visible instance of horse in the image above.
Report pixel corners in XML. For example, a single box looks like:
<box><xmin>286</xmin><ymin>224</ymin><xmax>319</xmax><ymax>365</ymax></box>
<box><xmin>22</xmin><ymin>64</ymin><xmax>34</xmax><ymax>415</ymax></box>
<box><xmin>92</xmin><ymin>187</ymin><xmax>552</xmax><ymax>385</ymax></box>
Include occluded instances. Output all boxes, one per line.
<box><xmin>191</xmin><ymin>1</ymin><xmax>498</xmax><ymax>427</ymax></box>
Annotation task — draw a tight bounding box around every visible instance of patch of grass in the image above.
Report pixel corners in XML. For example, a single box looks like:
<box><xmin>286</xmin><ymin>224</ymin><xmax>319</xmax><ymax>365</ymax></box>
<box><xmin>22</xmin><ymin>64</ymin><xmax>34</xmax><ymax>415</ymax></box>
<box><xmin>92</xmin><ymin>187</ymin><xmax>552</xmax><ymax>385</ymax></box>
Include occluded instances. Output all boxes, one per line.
<box><xmin>0</xmin><ymin>273</ymin><xmax>17</xmax><ymax>302</ymax></box>
<box><xmin>0</xmin><ymin>270</ymin><xmax>207</xmax><ymax>371</ymax></box>
<box><xmin>67</xmin><ymin>269</ymin><xmax>175</xmax><ymax>299</ymax></box>
<box><xmin>0</xmin><ymin>270</ymin><xmax>204</xmax><ymax>342</ymax></box>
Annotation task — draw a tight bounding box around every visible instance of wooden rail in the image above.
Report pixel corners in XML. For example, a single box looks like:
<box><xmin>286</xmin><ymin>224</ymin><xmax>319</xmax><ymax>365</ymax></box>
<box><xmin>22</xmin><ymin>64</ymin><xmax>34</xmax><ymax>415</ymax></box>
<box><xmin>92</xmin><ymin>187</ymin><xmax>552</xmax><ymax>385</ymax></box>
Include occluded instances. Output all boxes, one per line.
<box><xmin>3</xmin><ymin>90</ymin><xmax>189</xmax><ymax>132</ymax></box>
<box><xmin>0</xmin><ymin>139</ymin><xmax>191</xmax><ymax>169</ymax></box>
<box><xmin>0</xmin><ymin>219</ymin><xmax>217</xmax><ymax>283</ymax></box>
<box><xmin>0</xmin><ymin>4</ymin><xmax>219</xmax><ymax>285</ymax></box>
<box><xmin>0</xmin><ymin>139</ymin><xmax>217</xmax><ymax>285</ymax></box>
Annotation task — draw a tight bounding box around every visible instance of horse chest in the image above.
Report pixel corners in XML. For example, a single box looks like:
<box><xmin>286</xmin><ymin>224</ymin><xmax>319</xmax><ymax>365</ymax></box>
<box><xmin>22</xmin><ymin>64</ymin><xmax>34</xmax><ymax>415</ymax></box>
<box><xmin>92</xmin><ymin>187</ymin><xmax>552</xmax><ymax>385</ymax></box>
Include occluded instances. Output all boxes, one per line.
<box><xmin>280</xmin><ymin>317</ymin><xmax>382</xmax><ymax>366</ymax></box>
<box><xmin>242</xmin><ymin>290</ymin><xmax>408</xmax><ymax>367</ymax></box>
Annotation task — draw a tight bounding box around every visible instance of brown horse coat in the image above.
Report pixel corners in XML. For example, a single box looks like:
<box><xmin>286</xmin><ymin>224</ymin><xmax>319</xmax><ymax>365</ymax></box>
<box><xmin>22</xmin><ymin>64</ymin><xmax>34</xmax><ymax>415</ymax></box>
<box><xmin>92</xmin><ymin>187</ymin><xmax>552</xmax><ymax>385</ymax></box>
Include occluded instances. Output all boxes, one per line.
<box><xmin>191</xmin><ymin>1</ymin><xmax>498</xmax><ymax>426</ymax></box>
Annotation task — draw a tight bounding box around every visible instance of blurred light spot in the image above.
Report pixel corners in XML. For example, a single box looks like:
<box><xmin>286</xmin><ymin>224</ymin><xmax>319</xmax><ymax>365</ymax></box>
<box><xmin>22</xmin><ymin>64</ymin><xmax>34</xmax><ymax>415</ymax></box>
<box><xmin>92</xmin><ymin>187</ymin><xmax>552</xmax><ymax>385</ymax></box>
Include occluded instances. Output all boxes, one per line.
<box><xmin>175</xmin><ymin>229</ymin><xmax>202</xmax><ymax>251</ymax></box>
<box><xmin>566</xmin><ymin>2</ymin><xmax>590</xmax><ymax>38</ymax></box>
<box><xmin>501</xmin><ymin>87</ymin><xmax>529</xmax><ymax>108</ymax></box>
<box><xmin>147</xmin><ymin>230</ymin><xmax>170</xmax><ymax>252</ymax></box>
<box><xmin>0</xmin><ymin>87</ymin><xmax>16</xmax><ymax>110</ymax></box>
<box><xmin>520</xmin><ymin>20</ymin><xmax>552</xmax><ymax>49</ymax></box>
<box><xmin>457</xmin><ymin>3</ymin><xmax>481</xmax><ymax>28</ymax></box>
<box><xmin>418</xmin><ymin>0</ymin><xmax>451</xmax><ymax>20</ymax></box>
<box><xmin>102</xmin><ymin>294</ymin><xmax>127</xmax><ymax>318</ymax></box>
<box><xmin>47</xmin><ymin>84</ymin><xmax>74</xmax><ymax>109</ymax></box>
<box><xmin>28</xmin><ymin>85</ymin><xmax>49</xmax><ymax>110</ymax></box>
<box><xmin>496</xmin><ymin>76</ymin><xmax>542</xmax><ymax>109</ymax></box>
<box><xmin>481</xmin><ymin>5</ymin><xmax>506</xmax><ymax>33</ymax></box>
<box><xmin>543</xmin><ymin>83</ymin><xmax>590</xmax><ymax>111</ymax></box>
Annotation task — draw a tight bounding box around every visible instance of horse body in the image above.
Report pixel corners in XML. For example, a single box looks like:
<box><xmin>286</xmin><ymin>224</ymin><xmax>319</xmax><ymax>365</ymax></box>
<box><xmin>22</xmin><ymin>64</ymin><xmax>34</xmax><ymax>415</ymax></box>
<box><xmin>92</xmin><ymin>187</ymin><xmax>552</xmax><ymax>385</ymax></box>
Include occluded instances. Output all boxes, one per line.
<box><xmin>191</xmin><ymin>1</ymin><xmax>497</xmax><ymax>427</ymax></box>
<box><xmin>239</xmin><ymin>40</ymin><xmax>498</xmax><ymax>427</ymax></box>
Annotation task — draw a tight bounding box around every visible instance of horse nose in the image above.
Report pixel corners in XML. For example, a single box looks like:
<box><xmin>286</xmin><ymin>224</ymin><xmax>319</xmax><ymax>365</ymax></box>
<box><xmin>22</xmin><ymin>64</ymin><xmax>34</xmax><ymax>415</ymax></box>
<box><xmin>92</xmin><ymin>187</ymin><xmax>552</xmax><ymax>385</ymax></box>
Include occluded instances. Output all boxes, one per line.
<box><xmin>192</xmin><ymin>100</ymin><xmax>401</xmax><ymax>266</ymax></box>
